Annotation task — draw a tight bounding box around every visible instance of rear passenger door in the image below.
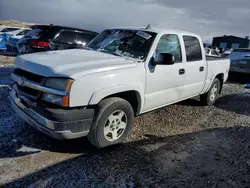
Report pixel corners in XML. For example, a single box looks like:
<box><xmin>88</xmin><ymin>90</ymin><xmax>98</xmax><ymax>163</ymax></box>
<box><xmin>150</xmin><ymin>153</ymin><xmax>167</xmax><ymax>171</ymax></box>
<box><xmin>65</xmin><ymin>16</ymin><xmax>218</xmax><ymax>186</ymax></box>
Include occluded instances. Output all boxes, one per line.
<box><xmin>182</xmin><ymin>35</ymin><xmax>207</xmax><ymax>98</ymax></box>
<box><xmin>53</xmin><ymin>30</ymin><xmax>78</xmax><ymax>50</ymax></box>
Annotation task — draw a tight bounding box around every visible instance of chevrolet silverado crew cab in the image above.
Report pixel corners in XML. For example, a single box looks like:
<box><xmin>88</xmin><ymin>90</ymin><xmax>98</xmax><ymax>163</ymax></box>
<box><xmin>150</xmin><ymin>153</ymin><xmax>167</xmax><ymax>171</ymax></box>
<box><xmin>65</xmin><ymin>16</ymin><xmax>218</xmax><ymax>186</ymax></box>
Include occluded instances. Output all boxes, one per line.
<box><xmin>9</xmin><ymin>27</ymin><xmax>230</xmax><ymax>148</ymax></box>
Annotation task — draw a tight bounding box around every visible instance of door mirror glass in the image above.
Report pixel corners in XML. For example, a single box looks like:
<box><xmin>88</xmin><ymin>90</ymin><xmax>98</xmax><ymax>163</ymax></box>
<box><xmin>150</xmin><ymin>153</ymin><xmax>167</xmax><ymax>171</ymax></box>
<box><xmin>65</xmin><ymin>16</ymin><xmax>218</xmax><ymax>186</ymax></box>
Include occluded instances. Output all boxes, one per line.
<box><xmin>152</xmin><ymin>53</ymin><xmax>175</xmax><ymax>65</ymax></box>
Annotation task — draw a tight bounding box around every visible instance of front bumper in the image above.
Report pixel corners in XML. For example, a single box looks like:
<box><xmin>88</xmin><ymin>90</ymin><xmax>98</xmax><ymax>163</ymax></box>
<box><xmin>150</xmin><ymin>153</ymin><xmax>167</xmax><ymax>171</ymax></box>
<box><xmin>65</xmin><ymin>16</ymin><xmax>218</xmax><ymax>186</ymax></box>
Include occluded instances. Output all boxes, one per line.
<box><xmin>9</xmin><ymin>89</ymin><xmax>94</xmax><ymax>139</ymax></box>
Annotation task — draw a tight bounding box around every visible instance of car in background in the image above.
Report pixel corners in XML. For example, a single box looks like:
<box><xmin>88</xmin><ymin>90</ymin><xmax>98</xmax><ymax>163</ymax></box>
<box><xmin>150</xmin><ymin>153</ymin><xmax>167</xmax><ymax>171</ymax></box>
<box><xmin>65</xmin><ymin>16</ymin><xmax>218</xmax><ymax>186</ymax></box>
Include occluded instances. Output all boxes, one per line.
<box><xmin>0</xmin><ymin>26</ymin><xmax>24</xmax><ymax>33</ymax></box>
<box><xmin>227</xmin><ymin>48</ymin><xmax>250</xmax><ymax>75</ymax></box>
<box><xmin>0</xmin><ymin>28</ymin><xmax>31</xmax><ymax>51</ymax></box>
<box><xmin>17</xmin><ymin>24</ymin><xmax>99</xmax><ymax>54</ymax></box>
<box><xmin>5</xmin><ymin>29</ymin><xmax>31</xmax><ymax>51</ymax></box>
<box><xmin>205</xmin><ymin>48</ymin><xmax>221</xmax><ymax>58</ymax></box>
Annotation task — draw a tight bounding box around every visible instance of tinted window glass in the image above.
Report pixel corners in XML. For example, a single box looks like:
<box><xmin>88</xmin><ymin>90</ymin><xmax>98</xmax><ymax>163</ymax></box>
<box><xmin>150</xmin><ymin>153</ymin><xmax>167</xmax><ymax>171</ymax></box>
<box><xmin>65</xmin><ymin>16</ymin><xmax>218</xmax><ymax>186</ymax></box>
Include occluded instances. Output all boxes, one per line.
<box><xmin>54</xmin><ymin>30</ymin><xmax>77</xmax><ymax>43</ymax></box>
<box><xmin>155</xmin><ymin>34</ymin><xmax>182</xmax><ymax>63</ymax></box>
<box><xmin>77</xmin><ymin>32</ymin><xmax>97</xmax><ymax>45</ymax></box>
<box><xmin>25</xmin><ymin>29</ymin><xmax>41</xmax><ymax>37</ymax></box>
<box><xmin>183</xmin><ymin>36</ymin><xmax>202</xmax><ymax>62</ymax></box>
<box><xmin>24</xmin><ymin>27</ymin><xmax>56</xmax><ymax>39</ymax></box>
<box><xmin>16</xmin><ymin>30</ymin><xmax>30</xmax><ymax>36</ymax></box>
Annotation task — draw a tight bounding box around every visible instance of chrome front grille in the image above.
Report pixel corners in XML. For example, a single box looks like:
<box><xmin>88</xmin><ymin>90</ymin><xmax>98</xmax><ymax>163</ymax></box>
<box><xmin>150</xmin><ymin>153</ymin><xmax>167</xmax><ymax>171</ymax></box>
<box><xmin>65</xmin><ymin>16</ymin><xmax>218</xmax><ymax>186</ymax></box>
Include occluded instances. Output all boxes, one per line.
<box><xmin>12</xmin><ymin>69</ymin><xmax>45</xmax><ymax>101</ymax></box>
<box><xmin>14</xmin><ymin>68</ymin><xmax>45</xmax><ymax>83</ymax></box>
<box><xmin>11</xmin><ymin>69</ymin><xmax>68</xmax><ymax>102</ymax></box>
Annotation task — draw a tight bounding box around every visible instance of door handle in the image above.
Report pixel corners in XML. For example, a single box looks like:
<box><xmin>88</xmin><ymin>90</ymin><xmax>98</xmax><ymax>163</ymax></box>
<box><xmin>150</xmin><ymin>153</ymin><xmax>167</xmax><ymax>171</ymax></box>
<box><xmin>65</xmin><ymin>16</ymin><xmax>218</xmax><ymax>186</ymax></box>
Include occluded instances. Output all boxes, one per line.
<box><xmin>179</xmin><ymin>69</ymin><xmax>185</xmax><ymax>75</ymax></box>
<box><xmin>200</xmin><ymin>66</ymin><xmax>204</xmax><ymax>71</ymax></box>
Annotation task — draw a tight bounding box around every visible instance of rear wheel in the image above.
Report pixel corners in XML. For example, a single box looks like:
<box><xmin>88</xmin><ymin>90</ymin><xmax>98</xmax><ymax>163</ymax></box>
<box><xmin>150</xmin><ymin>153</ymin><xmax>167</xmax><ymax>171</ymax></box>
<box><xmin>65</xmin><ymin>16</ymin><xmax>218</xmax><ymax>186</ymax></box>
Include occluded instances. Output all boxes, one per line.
<box><xmin>200</xmin><ymin>78</ymin><xmax>221</xmax><ymax>106</ymax></box>
<box><xmin>87</xmin><ymin>97</ymin><xmax>134</xmax><ymax>148</ymax></box>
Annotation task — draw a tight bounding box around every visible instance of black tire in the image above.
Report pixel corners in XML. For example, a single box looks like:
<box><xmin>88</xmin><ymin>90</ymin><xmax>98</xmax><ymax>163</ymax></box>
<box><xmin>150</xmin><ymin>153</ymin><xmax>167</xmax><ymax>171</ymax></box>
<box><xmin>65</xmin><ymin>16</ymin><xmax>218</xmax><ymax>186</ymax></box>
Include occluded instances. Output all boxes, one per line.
<box><xmin>87</xmin><ymin>97</ymin><xmax>134</xmax><ymax>148</ymax></box>
<box><xmin>200</xmin><ymin>78</ymin><xmax>221</xmax><ymax>106</ymax></box>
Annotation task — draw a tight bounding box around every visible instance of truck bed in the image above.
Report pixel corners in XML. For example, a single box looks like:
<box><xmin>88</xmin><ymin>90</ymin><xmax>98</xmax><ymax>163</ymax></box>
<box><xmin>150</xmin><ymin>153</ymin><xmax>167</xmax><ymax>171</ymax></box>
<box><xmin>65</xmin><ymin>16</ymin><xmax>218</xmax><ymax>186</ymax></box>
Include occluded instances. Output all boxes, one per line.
<box><xmin>206</xmin><ymin>56</ymin><xmax>227</xmax><ymax>61</ymax></box>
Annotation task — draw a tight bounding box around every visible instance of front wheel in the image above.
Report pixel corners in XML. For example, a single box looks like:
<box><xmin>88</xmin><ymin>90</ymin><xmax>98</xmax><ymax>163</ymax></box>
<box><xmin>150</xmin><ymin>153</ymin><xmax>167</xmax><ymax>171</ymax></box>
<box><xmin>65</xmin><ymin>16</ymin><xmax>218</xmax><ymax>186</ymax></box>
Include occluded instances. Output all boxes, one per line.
<box><xmin>200</xmin><ymin>78</ymin><xmax>221</xmax><ymax>106</ymax></box>
<box><xmin>87</xmin><ymin>97</ymin><xmax>134</xmax><ymax>148</ymax></box>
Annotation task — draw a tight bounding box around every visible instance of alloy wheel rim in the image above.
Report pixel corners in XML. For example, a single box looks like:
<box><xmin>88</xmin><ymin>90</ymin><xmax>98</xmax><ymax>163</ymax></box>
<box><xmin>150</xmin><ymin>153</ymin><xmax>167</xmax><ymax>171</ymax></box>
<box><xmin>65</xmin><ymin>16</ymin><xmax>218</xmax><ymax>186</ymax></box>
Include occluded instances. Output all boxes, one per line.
<box><xmin>210</xmin><ymin>84</ymin><xmax>218</xmax><ymax>101</ymax></box>
<box><xmin>104</xmin><ymin>110</ymin><xmax>127</xmax><ymax>141</ymax></box>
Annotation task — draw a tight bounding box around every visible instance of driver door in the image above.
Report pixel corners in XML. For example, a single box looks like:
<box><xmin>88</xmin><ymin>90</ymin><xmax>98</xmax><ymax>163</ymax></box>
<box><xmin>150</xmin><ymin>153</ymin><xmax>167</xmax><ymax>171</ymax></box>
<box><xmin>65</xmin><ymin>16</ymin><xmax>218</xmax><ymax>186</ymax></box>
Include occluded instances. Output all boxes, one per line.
<box><xmin>144</xmin><ymin>34</ymin><xmax>186</xmax><ymax>111</ymax></box>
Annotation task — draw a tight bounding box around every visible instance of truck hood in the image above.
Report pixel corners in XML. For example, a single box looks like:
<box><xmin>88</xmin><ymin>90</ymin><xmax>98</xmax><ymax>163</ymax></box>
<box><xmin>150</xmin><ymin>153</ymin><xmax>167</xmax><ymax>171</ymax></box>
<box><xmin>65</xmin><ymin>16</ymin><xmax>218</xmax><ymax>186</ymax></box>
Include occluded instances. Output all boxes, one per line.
<box><xmin>14</xmin><ymin>49</ymin><xmax>137</xmax><ymax>79</ymax></box>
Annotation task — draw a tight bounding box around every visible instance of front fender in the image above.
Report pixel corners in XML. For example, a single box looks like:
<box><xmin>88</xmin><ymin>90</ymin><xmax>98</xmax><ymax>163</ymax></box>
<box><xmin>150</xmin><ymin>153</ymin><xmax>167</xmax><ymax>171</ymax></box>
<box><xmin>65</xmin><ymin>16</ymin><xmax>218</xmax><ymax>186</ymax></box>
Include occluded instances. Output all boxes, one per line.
<box><xmin>89</xmin><ymin>83</ymin><xmax>144</xmax><ymax>111</ymax></box>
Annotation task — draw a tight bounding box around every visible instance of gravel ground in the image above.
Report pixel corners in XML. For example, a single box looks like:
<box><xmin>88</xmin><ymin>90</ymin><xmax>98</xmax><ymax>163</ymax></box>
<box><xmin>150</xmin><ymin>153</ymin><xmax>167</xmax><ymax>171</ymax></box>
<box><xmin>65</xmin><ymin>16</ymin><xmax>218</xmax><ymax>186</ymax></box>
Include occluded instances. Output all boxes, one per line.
<box><xmin>0</xmin><ymin>52</ymin><xmax>15</xmax><ymax>66</ymax></box>
<box><xmin>0</xmin><ymin>66</ymin><xmax>250</xmax><ymax>188</ymax></box>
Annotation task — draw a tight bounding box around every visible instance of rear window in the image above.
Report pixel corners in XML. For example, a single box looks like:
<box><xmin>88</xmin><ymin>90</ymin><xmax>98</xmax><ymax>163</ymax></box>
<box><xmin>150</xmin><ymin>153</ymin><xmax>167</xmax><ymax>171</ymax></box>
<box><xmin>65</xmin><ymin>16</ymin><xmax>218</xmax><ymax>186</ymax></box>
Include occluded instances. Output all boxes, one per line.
<box><xmin>77</xmin><ymin>32</ymin><xmax>97</xmax><ymax>45</ymax></box>
<box><xmin>54</xmin><ymin>30</ymin><xmax>77</xmax><ymax>43</ymax></box>
<box><xmin>25</xmin><ymin>29</ymin><xmax>41</xmax><ymax>37</ymax></box>
<box><xmin>25</xmin><ymin>27</ymin><xmax>56</xmax><ymax>39</ymax></box>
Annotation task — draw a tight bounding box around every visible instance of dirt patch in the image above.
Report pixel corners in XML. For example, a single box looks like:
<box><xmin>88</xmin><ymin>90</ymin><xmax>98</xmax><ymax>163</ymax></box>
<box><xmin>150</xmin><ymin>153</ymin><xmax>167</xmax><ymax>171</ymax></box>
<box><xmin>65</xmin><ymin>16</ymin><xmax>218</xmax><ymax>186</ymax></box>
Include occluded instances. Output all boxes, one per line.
<box><xmin>0</xmin><ymin>20</ymin><xmax>33</xmax><ymax>28</ymax></box>
<box><xmin>0</xmin><ymin>55</ymin><xmax>15</xmax><ymax>65</ymax></box>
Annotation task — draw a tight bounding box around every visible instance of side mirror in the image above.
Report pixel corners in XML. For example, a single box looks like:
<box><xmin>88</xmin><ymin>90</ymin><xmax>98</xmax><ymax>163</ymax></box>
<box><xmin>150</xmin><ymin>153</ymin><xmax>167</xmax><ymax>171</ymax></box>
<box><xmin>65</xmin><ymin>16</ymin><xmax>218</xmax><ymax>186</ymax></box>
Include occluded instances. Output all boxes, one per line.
<box><xmin>152</xmin><ymin>53</ymin><xmax>175</xmax><ymax>65</ymax></box>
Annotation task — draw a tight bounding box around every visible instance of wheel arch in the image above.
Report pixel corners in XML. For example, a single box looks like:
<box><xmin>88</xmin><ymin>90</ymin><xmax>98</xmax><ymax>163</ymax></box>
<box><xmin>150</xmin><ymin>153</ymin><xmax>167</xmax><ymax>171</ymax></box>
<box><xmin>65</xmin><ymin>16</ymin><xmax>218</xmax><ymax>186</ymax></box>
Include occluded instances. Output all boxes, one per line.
<box><xmin>89</xmin><ymin>84</ymin><xmax>144</xmax><ymax>116</ymax></box>
<box><xmin>215</xmin><ymin>73</ymin><xmax>224</xmax><ymax>93</ymax></box>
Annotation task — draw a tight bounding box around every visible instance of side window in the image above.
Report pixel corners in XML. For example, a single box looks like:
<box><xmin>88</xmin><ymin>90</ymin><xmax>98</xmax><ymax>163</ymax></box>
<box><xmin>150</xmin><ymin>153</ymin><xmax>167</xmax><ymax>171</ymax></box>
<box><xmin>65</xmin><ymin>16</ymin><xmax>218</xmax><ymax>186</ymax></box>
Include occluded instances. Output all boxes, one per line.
<box><xmin>16</xmin><ymin>30</ymin><xmax>30</xmax><ymax>36</ymax></box>
<box><xmin>183</xmin><ymin>36</ymin><xmax>202</xmax><ymax>62</ymax></box>
<box><xmin>77</xmin><ymin>32</ymin><xmax>97</xmax><ymax>45</ymax></box>
<box><xmin>2</xmin><ymin>28</ymin><xmax>19</xmax><ymax>32</ymax></box>
<box><xmin>54</xmin><ymin>30</ymin><xmax>77</xmax><ymax>43</ymax></box>
<box><xmin>155</xmin><ymin>34</ymin><xmax>182</xmax><ymax>63</ymax></box>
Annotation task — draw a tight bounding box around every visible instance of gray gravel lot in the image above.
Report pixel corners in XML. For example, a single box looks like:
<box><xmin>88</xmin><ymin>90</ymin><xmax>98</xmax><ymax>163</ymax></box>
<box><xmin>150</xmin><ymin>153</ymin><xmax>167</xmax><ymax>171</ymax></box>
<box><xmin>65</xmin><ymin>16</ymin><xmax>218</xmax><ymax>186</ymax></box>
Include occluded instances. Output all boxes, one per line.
<box><xmin>0</xmin><ymin>67</ymin><xmax>250</xmax><ymax>188</ymax></box>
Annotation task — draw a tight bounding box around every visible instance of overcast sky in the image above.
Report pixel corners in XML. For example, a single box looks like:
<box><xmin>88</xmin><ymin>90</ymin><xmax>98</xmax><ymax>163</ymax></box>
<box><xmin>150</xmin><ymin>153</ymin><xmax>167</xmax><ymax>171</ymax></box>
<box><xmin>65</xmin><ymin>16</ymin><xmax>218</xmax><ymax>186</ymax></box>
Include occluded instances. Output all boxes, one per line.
<box><xmin>1</xmin><ymin>0</ymin><xmax>250</xmax><ymax>42</ymax></box>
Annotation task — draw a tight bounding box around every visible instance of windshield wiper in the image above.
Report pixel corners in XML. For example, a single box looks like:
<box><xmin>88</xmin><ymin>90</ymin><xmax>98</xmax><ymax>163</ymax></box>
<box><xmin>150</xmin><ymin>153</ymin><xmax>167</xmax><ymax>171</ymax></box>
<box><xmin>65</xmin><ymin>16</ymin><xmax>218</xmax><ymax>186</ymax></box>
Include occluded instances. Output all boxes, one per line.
<box><xmin>82</xmin><ymin>46</ymin><xmax>94</xmax><ymax>51</ymax></box>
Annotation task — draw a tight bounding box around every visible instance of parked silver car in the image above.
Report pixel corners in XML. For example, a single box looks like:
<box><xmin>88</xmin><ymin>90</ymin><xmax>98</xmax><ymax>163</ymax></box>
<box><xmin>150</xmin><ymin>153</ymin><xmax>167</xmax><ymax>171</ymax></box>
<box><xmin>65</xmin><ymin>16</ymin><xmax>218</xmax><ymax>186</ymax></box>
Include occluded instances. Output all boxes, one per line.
<box><xmin>227</xmin><ymin>48</ymin><xmax>250</xmax><ymax>74</ymax></box>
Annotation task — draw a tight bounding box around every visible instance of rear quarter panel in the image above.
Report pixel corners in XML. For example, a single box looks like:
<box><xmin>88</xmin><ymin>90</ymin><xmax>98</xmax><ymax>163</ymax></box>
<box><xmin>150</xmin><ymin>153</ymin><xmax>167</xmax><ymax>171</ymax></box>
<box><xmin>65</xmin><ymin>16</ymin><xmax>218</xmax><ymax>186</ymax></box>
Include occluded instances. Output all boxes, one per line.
<box><xmin>201</xmin><ymin>59</ymin><xmax>230</xmax><ymax>93</ymax></box>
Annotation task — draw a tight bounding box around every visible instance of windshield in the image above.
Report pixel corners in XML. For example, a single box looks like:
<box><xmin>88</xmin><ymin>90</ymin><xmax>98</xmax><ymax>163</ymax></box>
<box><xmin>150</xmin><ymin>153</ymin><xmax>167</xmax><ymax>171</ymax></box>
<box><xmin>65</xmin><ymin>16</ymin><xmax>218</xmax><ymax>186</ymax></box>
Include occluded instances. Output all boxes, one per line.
<box><xmin>87</xmin><ymin>29</ymin><xmax>157</xmax><ymax>60</ymax></box>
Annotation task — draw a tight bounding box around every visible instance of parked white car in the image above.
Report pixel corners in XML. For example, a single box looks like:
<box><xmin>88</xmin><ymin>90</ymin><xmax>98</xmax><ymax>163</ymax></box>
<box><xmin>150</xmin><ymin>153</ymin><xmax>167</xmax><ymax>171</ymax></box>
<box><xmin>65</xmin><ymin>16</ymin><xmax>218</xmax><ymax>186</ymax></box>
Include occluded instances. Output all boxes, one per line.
<box><xmin>0</xmin><ymin>26</ymin><xmax>23</xmax><ymax>33</ymax></box>
<box><xmin>9</xmin><ymin>27</ymin><xmax>230</xmax><ymax>148</ymax></box>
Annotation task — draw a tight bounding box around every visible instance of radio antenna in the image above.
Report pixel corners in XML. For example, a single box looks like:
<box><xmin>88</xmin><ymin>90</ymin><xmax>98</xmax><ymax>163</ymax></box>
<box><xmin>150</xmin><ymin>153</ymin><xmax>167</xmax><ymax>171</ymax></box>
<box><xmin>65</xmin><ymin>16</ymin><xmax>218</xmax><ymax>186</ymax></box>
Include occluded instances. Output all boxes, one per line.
<box><xmin>146</xmin><ymin>24</ymin><xmax>151</xmax><ymax>29</ymax></box>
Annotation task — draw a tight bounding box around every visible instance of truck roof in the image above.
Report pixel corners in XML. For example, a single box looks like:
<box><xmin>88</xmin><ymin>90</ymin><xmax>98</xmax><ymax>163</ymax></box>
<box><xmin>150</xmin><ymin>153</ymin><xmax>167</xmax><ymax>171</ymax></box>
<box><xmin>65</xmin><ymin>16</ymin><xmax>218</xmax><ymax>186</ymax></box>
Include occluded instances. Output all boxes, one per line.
<box><xmin>109</xmin><ymin>27</ymin><xmax>199</xmax><ymax>37</ymax></box>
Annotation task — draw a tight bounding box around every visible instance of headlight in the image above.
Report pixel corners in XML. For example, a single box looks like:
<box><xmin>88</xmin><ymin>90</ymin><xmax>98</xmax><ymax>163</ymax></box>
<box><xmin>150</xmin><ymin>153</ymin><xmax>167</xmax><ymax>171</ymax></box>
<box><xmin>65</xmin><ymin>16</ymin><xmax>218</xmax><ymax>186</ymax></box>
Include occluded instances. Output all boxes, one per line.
<box><xmin>42</xmin><ymin>93</ymin><xmax>69</xmax><ymax>107</ymax></box>
<box><xmin>43</xmin><ymin>78</ymin><xmax>73</xmax><ymax>107</ymax></box>
<box><xmin>45</xmin><ymin>78</ymin><xmax>73</xmax><ymax>91</ymax></box>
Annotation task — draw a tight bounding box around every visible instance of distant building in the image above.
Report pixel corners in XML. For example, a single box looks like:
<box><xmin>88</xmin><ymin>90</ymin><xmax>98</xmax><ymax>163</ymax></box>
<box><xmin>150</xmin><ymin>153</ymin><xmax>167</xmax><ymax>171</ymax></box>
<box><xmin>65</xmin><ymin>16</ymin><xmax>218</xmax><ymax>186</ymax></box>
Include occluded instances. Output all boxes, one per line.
<box><xmin>212</xmin><ymin>35</ymin><xmax>250</xmax><ymax>51</ymax></box>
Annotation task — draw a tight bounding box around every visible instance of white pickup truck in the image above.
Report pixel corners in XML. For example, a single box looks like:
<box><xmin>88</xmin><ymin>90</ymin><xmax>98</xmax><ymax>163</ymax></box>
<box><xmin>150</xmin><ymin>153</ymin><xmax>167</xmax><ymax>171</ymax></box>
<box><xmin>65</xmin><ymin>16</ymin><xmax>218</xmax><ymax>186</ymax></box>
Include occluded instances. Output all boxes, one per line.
<box><xmin>9</xmin><ymin>27</ymin><xmax>230</xmax><ymax>148</ymax></box>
